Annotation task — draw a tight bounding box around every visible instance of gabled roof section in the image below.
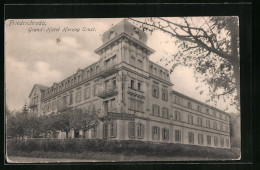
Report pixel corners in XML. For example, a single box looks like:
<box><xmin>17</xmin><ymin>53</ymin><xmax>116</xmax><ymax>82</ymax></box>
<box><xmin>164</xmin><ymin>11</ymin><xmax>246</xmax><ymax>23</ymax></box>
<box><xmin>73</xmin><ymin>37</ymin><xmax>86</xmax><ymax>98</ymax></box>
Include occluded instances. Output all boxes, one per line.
<box><xmin>29</xmin><ymin>84</ymin><xmax>49</xmax><ymax>98</ymax></box>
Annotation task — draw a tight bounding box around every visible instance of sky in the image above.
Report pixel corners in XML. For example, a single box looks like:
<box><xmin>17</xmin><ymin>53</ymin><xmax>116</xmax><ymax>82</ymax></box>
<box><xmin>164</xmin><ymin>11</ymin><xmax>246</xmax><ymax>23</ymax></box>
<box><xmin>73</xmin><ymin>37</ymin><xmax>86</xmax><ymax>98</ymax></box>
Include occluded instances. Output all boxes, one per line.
<box><xmin>5</xmin><ymin>18</ymin><xmax>237</xmax><ymax>113</ymax></box>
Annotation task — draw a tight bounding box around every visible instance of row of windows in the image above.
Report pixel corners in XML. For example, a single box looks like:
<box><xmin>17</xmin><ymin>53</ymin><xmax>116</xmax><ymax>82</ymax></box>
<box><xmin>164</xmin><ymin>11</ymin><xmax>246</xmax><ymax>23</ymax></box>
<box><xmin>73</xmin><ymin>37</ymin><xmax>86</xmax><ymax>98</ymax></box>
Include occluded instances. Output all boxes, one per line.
<box><xmin>130</xmin><ymin>54</ymin><xmax>143</xmax><ymax>69</ymax></box>
<box><xmin>45</xmin><ymin>74</ymin><xmax>82</xmax><ymax>98</ymax></box>
<box><xmin>129</xmin><ymin>99</ymin><xmax>144</xmax><ymax>112</ymax></box>
<box><xmin>152</xmin><ymin>104</ymin><xmax>169</xmax><ymax>119</ymax></box>
<box><xmin>149</xmin><ymin>63</ymin><xmax>169</xmax><ymax>80</ymax></box>
<box><xmin>43</xmin><ymin>79</ymin><xmax>117</xmax><ymax>112</ymax></box>
<box><xmin>152</xmin><ymin>85</ymin><xmax>168</xmax><ymax>101</ymax></box>
<box><xmin>174</xmin><ymin>96</ymin><xmax>229</xmax><ymax>122</ymax></box>
<box><xmin>44</xmin><ymin>55</ymin><xmax>118</xmax><ymax>100</ymax></box>
<box><xmin>151</xmin><ymin>127</ymin><xmax>229</xmax><ymax>147</ymax></box>
<box><xmin>150</xmin><ymin>106</ymin><xmax>229</xmax><ymax>132</ymax></box>
<box><xmin>187</xmin><ymin>114</ymin><xmax>229</xmax><ymax>132</ymax></box>
<box><xmin>130</xmin><ymin>79</ymin><xmax>142</xmax><ymax>91</ymax></box>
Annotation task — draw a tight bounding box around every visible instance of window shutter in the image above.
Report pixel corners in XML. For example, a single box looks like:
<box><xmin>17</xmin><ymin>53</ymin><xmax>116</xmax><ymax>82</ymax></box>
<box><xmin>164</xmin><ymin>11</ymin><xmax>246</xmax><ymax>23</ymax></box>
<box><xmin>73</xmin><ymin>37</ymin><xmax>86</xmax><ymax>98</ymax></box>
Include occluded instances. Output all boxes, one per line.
<box><xmin>141</xmin><ymin>124</ymin><xmax>144</xmax><ymax>138</ymax></box>
<box><xmin>128</xmin><ymin>122</ymin><xmax>134</xmax><ymax>138</ymax></box>
<box><xmin>158</xmin><ymin>127</ymin><xmax>160</xmax><ymax>140</ymax></box>
<box><xmin>113</xmin><ymin>122</ymin><xmax>117</xmax><ymax>138</ymax></box>
<box><xmin>152</xmin><ymin>127</ymin><xmax>154</xmax><ymax>140</ymax></box>
<box><xmin>167</xmin><ymin>129</ymin><xmax>169</xmax><ymax>140</ymax></box>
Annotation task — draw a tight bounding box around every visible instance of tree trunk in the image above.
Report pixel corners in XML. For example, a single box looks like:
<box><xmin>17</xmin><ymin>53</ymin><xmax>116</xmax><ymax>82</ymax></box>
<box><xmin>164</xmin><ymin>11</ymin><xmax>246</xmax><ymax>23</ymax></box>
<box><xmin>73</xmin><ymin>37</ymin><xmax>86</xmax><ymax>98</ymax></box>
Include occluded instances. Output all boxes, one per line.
<box><xmin>230</xmin><ymin>20</ymin><xmax>240</xmax><ymax>109</ymax></box>
<box><xmin>66</xmin><ymin>131</ymin><xmax>69</xmax><ymax>138</ymax></box>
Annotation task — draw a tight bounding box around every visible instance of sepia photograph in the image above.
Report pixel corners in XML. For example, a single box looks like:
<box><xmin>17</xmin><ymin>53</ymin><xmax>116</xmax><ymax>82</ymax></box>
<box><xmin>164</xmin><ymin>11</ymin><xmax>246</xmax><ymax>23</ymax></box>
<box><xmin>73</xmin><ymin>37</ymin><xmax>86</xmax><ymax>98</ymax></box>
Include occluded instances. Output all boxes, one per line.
<box><xmin>5</xmin><ymin>17</ymin><xmax>241</xmax><ymax>163</ymax></box>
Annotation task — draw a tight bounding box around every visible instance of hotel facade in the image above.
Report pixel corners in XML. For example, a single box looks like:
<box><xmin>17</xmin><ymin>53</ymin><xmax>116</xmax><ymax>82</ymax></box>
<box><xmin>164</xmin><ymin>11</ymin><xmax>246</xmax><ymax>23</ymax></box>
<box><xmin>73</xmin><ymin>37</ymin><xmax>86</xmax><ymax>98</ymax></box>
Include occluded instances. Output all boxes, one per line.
<box><xmin>28</xmin><ymin>20</ymin><xmax>230</xmax><ymax>148</ymax></box>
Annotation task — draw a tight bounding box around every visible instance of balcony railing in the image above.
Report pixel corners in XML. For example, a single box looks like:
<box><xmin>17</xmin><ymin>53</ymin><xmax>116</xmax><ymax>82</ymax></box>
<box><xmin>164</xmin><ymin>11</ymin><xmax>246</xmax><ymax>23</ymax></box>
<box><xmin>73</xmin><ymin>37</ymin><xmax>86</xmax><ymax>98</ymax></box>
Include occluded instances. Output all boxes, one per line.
<box><xmin>28</xmin><ymin>102</ymin><xmax>38</xmax><ymax>108</ymax></box>
<box><xmin>127</xmin><ymin>87</ymin><xmax>145</xmax><ymax>98</ymax></box>
<box><xmin>97</xmin><ymin>86</ymin><xmax>118</xmax><ymax>99</ymax></box>
<box><xmin>98</xmin><ymin>61</ymin><xmax>118</xmax><ymax>78</ymax></box>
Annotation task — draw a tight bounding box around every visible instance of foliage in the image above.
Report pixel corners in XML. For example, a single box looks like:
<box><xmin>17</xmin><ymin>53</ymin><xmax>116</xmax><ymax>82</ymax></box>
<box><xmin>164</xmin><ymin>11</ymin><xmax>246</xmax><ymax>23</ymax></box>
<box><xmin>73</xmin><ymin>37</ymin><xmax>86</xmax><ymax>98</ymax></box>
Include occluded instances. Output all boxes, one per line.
<box><xmin>6</xmin><ymin>105</ymin><xmax>100</xmax><ymax>139</ymax></box>
<box><xmin>128</xmin><ymin>17</ymin><xmax>239</xmax><ymax>113</ymax></box>
<box><xmin>7</xmin><ymin>139</ymin><xmax>240</xmax><ymax>160</ymax></box>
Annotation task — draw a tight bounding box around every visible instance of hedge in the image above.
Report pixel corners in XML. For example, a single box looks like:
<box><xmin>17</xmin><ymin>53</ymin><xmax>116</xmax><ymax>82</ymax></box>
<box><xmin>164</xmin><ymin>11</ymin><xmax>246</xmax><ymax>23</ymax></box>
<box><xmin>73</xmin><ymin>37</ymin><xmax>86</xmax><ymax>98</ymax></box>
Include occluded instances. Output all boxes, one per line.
<box><xmin>6</xmin><ymin>139</ymin><xmax>240</xmax><ymax>159</ymax></box>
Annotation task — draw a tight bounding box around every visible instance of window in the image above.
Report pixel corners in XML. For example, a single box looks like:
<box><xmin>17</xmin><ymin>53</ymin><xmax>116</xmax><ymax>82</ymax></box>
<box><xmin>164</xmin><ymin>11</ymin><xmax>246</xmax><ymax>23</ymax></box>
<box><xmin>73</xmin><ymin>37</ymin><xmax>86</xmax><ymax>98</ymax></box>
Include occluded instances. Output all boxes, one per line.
<box><xmin>174</xmin><ymin>96</ymin><xmax>181</xmax><ymax>104</ymax></box>
<box><xmin>130</xmin><ymin>55</ymin><xmax>136</xmax><ymax>64</ymax></box>
<box><xmin>213</xmin><ymin>111</ymin><xmax>216</xmax><ymax>117</ymax></box>
<box><xmin>220</xmin><ymin>138</ymin><xmax>224</xmax><ymax>147</ymax></box>
<box><xmin>198</xmin><ymin>134</ymin><xmax>204</xmax><ymax>145</ymax></box>
<box><xmin>136</xmin><ymin>101</ymin><xmax>143</xmax><ymax>112</ymax></box>
<box><xmin>96</xmin><ymin>65</ymin><xmax>99</xmax><ymax>73</ymax></box>
<box><xmin>137</xmin><ymin>123</ymin><xmax>144</xmax><ymax>138</ymax></box>
<box><xmin>93</xmin><ymin>84</ymin><xmax>98</xmax><ymax>96</ymax></box>
<box><xmin>110</xmin><ymin>121</ymin><xmax>117</xmax><ymax>138</ymax></box>
<box><xmin>152</xmin><ymin>126</ymin><xmax>160</xmax><ymax>140</ymax></box>
<box><xmin>174</xmin><ymin>110</ymin><xmax>181</xmax><ymax>121</ymax></box>
<box><xmin>207</xmin><ymin>136</ymin><xmax>211</xmax><ymax>145</ymax></box>
<box><xmin>220</xmin><ymin>114</ymin><xmax>222</xmax><ymax>119</ymax></box>
<box><xmin>52</xmin><ymin>101</ymin><xmax>55</xmax><ymax>110</ymax></box>
<box><xmin>162</xmin><ymin>108</ymin><xmax>169</xmax><ymax>119</ymax></box>
<box><xmin>214</xmin><ymin>136</ymin><xmax>218</xmax><ymax>146</ymax></box>
<box><xmin>187</xmin><ymin>101</ymin><xmax>192</xmax><ymax>108</ymax></box>
<box><xmin>197</xmin><ymin>105</ymin><xmax>201</xmax><ymax>112</ymax></box>
<box><xmin>103</xmin><ymin>123</ymin><xmax>108</xmax><ymax>138</ymax></box>
<box><xmin>188</xmin><ymin>132</ymin><xmax>194</xmax><ymax>144</ymax></box>
<box><xmin>128</xmin><ymin>122</ymin><xmax>135</xmax><ymax>138</ymax></box>
<box><xmin>162</xmin><ymin>89</ymin><xmax>168</xmax><ymax>101</ymax></box>
<box><xmin>206</xmin><ymin>108</ymin><xmax>209</xmax><ymax>114</ymax></box>
<box><xmin>84</xmin><ymin>87</ymin><xmax>90</xmax><ymax>99</ymax></box>
<box><xmin>225</xmin><ymin>115</ymin><xmax>228</xmax><ymax>121</ymax></box>
<box><xmin>188</xmin><ymin>115</ymin><xmax>193</xmax><ymax>124</ymax></box>
<box><xmin>175</xmin><ymin>130</ymin><xmax>181</xmax><ymax>142</ymax></box>
<box><xmin>220</xmin><ymin>124</ymin><xmax>223</xmax><ymax>131</ymax></box>
<box><xmin>92</xmin><ymin>126</ymin><xmax>97</xmax><ymax>139</ymax></box>
<box><xmin>197</xmin><ymin>117</ymin><xmax>203</xmax><ymax>126</ymax></box>
<box><xmin>69</xmin><ymin>93</ymin><xmax>73</xmax><ymax>105</ymax></box>
<box><xmin>154</xmin><ymin>67</ymin><xmax>157</xmax><ymax>75</ymax></box>
<box><xmin>225</xmin><ymin>126</ymin><xmax>229</xmax><ymax>132</ymax></box>
<box><xmin>206</xmin><ymin>119</ymin><xmax>210</xmax><ymax>128</ymax></box>
<box><xmin>76</xmin><ymin>90</ymin><xmax>81</xmax><ymax>103</ymax></box>
<box><xmin>226</xmin><ymin>138</ymin><xmax>230</xmax><ymax>147</ymax></box>
<box><xmin>153</xmin><ymin>104</ymin><xmax>160</xmax><ymax>116</ymax></box>
<box><xmin>130</xmin><ymin>80</ymin><xmax>135</xmax><ymax>89</ymax></box>
<box><xmin>110</xmin><ymin>99</ymin><xmax>116</xmax><ymax>111</ymax></box>
<box><xmin>138</xmin><ymin>82</ymin><xmax>141</xmax><ymax>91</ymax></box>
<box><xmin>138</xmin><ymin>59</ymin><xmax>143</xmax><ymax>67</ymax></box>
<box><xmin>130</xmin><ymin>99</ymin><xmax>135</xmax><ymax>110</ymax></box>
<box><xmin>162</xmin><ymin>128</ymin><xmax>169</xmax><ymax>141</ymax></box>
<box><xmin>152</xmin><ymin>85</ymin><xmax>159</xmax><ymax>98</ymax></box>
<box><xmin>213</xmin><ymin>122</ymin><xmax>217</xmax><ymax>129</ymax></box>
<box><xmin>112</xmin><ymin>79</ymin><xmax>117</xmax><ymax>89</ymax></box>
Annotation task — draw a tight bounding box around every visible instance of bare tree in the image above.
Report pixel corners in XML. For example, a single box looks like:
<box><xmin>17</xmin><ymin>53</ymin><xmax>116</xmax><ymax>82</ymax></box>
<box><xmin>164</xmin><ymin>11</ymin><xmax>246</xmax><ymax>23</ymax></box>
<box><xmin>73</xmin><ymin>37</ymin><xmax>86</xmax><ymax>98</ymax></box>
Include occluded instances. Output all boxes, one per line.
<box><xmin>128</xmin><ymin>17</ymin><xmax>239</xmax><ymax>113</ymax></box>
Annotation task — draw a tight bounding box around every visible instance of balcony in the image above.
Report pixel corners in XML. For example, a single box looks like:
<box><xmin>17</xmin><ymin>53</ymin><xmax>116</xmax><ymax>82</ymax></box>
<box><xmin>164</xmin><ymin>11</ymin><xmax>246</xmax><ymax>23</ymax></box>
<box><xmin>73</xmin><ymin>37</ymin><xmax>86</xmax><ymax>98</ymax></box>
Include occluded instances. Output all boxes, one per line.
<box><xmin>28</xmin><ymin>102</ymin><xmax>38</xmax><ymax>108</ymax></box>
<box><xmin>127</xmin><ymin>87</ymin><xmax>145</xmax><ymax>98</ymax></box>
<box><xmin>97</xmin><ymin>86</ymin><xmax>118</xmax><ymax>99</ymax></box>
<box><xmin>98</xmin><ymin>61</ymin><xmax>119</xmax><ymax>78</ymax></box>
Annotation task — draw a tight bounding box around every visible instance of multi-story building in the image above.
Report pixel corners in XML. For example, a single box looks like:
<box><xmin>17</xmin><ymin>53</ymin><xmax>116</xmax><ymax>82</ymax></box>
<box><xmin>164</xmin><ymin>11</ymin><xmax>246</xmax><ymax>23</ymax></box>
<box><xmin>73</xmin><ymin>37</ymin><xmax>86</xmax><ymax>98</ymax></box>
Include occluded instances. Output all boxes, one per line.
<box><xmin>28</xmin><ymin>20</ymin><xmax>230</xmax><ymax>148</ymax></box>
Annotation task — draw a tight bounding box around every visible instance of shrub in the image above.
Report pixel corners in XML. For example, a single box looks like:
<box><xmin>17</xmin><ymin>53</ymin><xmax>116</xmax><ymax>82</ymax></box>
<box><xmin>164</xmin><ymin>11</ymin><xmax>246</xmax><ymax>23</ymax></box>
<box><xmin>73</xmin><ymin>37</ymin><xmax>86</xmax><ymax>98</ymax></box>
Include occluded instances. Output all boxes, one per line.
<box><xmin>6</xmin><ymin>139</ymin><xmax>240</xmax><ymax>159</ymax></box>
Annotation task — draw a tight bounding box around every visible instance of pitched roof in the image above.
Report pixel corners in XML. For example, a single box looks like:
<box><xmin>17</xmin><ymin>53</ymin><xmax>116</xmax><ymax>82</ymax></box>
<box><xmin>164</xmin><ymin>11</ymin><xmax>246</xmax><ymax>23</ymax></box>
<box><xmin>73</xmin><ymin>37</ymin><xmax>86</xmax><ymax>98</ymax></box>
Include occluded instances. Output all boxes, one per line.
<box><xmin>28</xmin><ymin>84</ymin><xmax>49</xmax><ymax>98</ymax></box>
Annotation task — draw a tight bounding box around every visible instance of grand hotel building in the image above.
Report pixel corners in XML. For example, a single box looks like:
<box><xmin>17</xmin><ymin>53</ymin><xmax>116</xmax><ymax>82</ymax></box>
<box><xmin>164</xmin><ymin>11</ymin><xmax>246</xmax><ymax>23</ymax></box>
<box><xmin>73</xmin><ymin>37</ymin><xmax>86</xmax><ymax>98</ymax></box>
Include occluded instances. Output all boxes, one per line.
<box><xmin>28</xmin><ymin>20</ymin><xmax>230</xmax><ymax>148</ymax></box>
